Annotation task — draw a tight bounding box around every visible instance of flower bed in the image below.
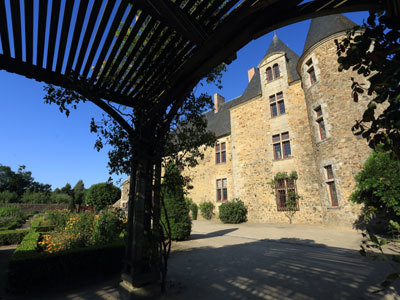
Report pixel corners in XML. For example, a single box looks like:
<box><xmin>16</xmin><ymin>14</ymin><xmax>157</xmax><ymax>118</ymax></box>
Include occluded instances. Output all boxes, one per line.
<box><xmin>0</xmin><ymin>229</ymin><xmax>29</xmax><ymax>246</ymax></box>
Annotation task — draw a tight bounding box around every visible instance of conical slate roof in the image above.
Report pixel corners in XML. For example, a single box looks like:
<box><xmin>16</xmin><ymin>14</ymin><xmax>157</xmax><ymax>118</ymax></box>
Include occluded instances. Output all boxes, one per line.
<box><xmin>261</xmin><ymin>33</ymin><xmax>300</xmax><ymax>82</ymax></box>
<box><xmin>303</xmin><ymin>14</ymin><xmax>357</xmax><ymax>54</ymax></box>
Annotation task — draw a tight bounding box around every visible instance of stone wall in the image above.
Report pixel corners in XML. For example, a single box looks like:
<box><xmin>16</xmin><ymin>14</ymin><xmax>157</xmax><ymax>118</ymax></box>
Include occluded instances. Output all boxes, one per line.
<box><xmin>299</xmin><ymin>33</ymin><xmax>372</xmax><ymax>226</ymax></box>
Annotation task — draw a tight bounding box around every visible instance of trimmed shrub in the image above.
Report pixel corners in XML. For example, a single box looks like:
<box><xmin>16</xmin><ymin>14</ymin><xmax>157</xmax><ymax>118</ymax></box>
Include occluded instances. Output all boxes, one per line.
<box><xmin>161</xmin><ymin>163</ymin><xmax>192</xmax><ymax>241</ymax></box>
<box><xmin>85</xmin><ymin>183</ymin><xmax>121</xmax><ymax>212</ymax></box>
<box><xmin>7</xmin><ymin>234</ymin><xmax>124</xmax><ymax>294</ymax></box>
<box><xmin>218</xmin><ymin>199</ymin><xmax>248</xmax><ymax>224</ymax></box>
<box><xmin>190</xmin><ymin>202</ymin><xmax>198</xmax><ymax>220</ymax></box>
<box><xmin>199</xmin><ymin>202</ymin><xmax>214</xmax><ymax>220</ymax></box>
<box><xmin>0</xmin><ymin>229</ymin><xmax>29</xmax><ymax>245</ymax></box>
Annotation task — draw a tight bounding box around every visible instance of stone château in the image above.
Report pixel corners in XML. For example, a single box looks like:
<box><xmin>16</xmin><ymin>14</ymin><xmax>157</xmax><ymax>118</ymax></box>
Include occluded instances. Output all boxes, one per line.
<box><xmin>119</xmin><ymin>14</ymin><xmax>371</xmax><ymax>227</ymax></box>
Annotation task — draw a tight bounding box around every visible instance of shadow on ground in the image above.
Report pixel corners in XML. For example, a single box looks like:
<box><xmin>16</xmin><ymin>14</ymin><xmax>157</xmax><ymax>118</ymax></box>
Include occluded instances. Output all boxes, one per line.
<box><xmin>190</xmin><ymin>228</ymin><xmax>239</xmax><ymax>240</ymax></box>
<box><xmin>166</xmin><ymin>237</ymin><xmax>399</xmax><ymax>300</ymax></box>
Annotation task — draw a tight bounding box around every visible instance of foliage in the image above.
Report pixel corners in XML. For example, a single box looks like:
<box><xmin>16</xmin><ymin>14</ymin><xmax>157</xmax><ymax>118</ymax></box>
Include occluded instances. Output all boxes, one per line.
<box><xmin>199</xmin><ymin>201</ymin><xmax>214</xmax><ymax>220</ymax></box>
<box><xmin>84</xmin><ymin>183</ymin><xmax>121</xmax><ymax>211</ymax></box>
<box><xmin>45</xmin><ymin>209</ymin><xmax>70</xmax><ymax>231</ymax></box>
<box><xmin>185</xmin><ymin>198</ymin><xmax>198</xmax><ymax>220</ymax></box>
<box><xmin>8</xmin><ymin>237</ymin><xmax>124</xmax><ymax>294</ymax></box>
<box><xmin>161</xmin><ymin>164</ymin><xmax>191</xmax><ymax>241</ymax></box>
<box><xmin>73</xmin><ymin>180</ymin><xmax>86</xmax><ymax>205</ymax></box>
<box><xmin>50</xmin><ymin>192</ymin><xmax>72</xmax><ymax>204</ymax></box>
<box><xmin>336</xmin><ymin>10</ymin><xmax>400</xmax><ymax>160</ymax></box>
<box><xmin>0</xmin><ymin>165</ymin><xmax>51</xmax><ymax>197</ymax></box>
<box><xmin>218</xmin><ymin>199</ymin><xmax>247</xmax><ymax>224</ymax></box>
<box><xmin>20</xmin><ymin>190</ymin><xmax>50</xmax><ymax>204</ymax></box>
<box><xmin>91</xmin><ymin>209</ymin><xmax>125</xmax><ymax>245</ymax></box>
<box><xmin>0</xmin><ymin>190</ymin><xmax>19</xmax><ymax>203</ymax></box>
<box><xmin>358</xmin><ymin>230</ymin><xmax>400</xmax><ymax>293</ymax></box>
<box><xmin>0</xmin><ymin>206</ymin><xmax>25</xmax><ymax>230</ymax></box>
<box><xmin>0</xmin><ymin>229</ymin><xmax>29</xmax><ymax>246</ymax></box>
<box><xmin>351</xmin><ymin>148</ymin><xmax>400</xmax><ymax>225</ymax></box>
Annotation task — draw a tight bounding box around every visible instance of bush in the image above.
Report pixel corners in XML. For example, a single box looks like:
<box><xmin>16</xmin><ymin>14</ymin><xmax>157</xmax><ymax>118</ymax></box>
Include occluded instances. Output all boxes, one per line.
<box><xmin>85</xmin><ymin>183</ymin><xmax>121</xmax><ymax>212</ymax></box>
<box><xmin>20</xmin><ymin>191</ymin><xmax>50</xmax><ymax>203</ymax></box>
<box><xmin>351</xmin><ymin>148</ymin><xmax>400</xmax><ymax>231</ymax></box>
<box><xmin>50</xmin><ymin>193</ymin><xmax>72</xmax><ymax>204</ymax></box>
<box><xmin>0</xmin><ymin>191</ymin><xmax>19</xmax><ymax>203</ymax></box>
<box><xmin>218</xmin><ymin>199</ymin><xmax>247</xmax><ymax>224</ymax></box>
<box><xmin>91</xmin><ymin>209</ymin><xmax>124</xmax><ymax>245</ymax></box>
<box><xmin>7</xmin><ymin>234</ymin><xmax>124</xmax><ymax>294</ymax></box>
<box><xmin>0</xmin><ymin>229</ymin><xmax>29</xmax><ymax>245</ymax></box>
<box><xmin>0</xmin><ymin>206</ymin><xmax>25</xmax><ymax>230</ymax></box>
<box><xmin>161</xmin><ymin>163</ymin><xmax>192</xmax><ymax>241</ymax></box>
<box><xmin>199</xmin><ymin>202</ymin><xmax>214</xmax><ymax>220</ymax></box>
<box><xmin>190</xmin><ymin>202</ymin><xmax>198</xmax><ymax>220</ymax></box>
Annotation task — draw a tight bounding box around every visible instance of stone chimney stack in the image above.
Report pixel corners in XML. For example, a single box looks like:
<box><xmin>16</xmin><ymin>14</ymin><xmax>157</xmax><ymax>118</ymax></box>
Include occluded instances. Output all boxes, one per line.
<box><xmin>214</xmin><ymin>93</ymin><xmax>225</xmax><ymax>113</ymax></box>
<box><xmin>248</xmin><ymin>67</ymin><xmax>256</xmax><ymax>82</ymax></box>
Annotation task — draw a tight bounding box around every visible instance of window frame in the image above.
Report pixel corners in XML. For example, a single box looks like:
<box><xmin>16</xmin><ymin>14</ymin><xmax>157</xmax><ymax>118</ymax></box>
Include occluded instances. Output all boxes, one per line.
<box><xmin>324</xmin><ymin>165</ymin><xmax>339</xmax><ymax>207</ymax></box>
<box><xmin>273</xmin><ymin>63</ymin><xmax>280</xmax><ymax>79</ymax></box>
<box><xmin>314</xmin><ymin>106</ymin><xmax>327</xmax><ymax>140</ymax></box>
<box><xmin>275</xmin><ymin>178</ymin><xmax>299</xmax><ymax>211</ymax></box>
<box><xmin>216</xmin><ymin>178</ymin><xmax>228</xmax><ymax>202</ymax></box>
<box><xmin>306</xmin><ymin>58</ymin><xmax>317</xmax><ymax>85</ymax></box>
<box><xmin>270</xmin><ymin>92</ymin><xmax>285</xmax><ymax>118</ymax></box>
<box><xmin>266</xmin><ymin>67</ymin><xmax>273</xmax><ymax>82</ymax></box>
<box><xmin>273</xmin><ymin>132</ymin><xmax>291</xmax><ymax>160</ymax></box>
<box><xmin>215</xmin><ymin>142</ymin><xmax>226</xmax><ymax>164</ymax></box>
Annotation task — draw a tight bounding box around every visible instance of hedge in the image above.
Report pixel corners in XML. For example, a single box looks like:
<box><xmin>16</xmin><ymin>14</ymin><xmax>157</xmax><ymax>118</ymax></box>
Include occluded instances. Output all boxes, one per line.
<box><xmin>7</xmin><ymin>232</ymin><xmax>125</xmax><ymax>294</ymax></box>
<box><xmin>0</xmin><ymin>229</ymin><xmax>29</xmax><ymax>245</ymax></box>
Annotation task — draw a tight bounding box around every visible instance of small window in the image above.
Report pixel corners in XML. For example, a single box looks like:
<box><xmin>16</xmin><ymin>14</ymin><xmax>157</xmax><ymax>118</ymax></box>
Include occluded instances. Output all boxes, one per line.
<box><xmin>275</xmin><ymin>177</ymin><xmax>299</xmax><ymax>211</ymax></box>
<box><xmin>266</xmin><ymin>67</ymin><xmax>273</xmax><ymax>82</ymax></box>
<box><xmin>273</xmin><ymin>132</ymin><xmax>291</xmax><ymax>160</ymax></box>
<box><xmin>324</xmin><ymin>165</ymin><xmax>338</xmax><ymax>206</ymax></box>
<box><xmin>269</xmin><ymin>92</ymin><xmax>286</xmax><ymax>118</ymax></box>
<box><xmin>273</xmin><ymin>64</ymin><xmax>280</xmax><ymax>79</ymax></box>
<box><xmin>314</xmin><ymin>106</ymin><xmax>327</xmax><ymax>140</ymax></box>
<box><xmin>306</xmin><ymin>58</ymin><xmax>317</xmax><ymax>85</ymax></box>
<box><xmin>215</xmin><ymin>142</ymin><xmax>226</xmax><ymax>164</ymax></box>
<box><xmin>216</xmin><ymin>178</ymin><xmax>228</xmax><ymax>202</ymax></box>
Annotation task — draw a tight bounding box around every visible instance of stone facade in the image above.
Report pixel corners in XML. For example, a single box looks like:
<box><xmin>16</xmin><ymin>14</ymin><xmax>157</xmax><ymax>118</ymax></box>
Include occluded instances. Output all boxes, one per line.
<box><xmin>118</xmin><ymin>15</ymin><xmax>372</xmax><ymax>227</ymax></box>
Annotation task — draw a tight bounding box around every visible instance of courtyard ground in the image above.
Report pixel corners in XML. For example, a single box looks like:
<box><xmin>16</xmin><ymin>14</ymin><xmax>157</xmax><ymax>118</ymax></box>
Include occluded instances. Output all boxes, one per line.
<box><xmin>1</xmin><ymin>220</ymin><xmax>399</xmax><ymax>299</ymax></box>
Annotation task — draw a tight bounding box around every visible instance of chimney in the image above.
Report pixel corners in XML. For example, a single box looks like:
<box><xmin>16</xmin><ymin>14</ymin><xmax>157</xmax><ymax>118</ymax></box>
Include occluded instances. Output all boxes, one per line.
<box><xmin>248</xmin><ymin>67</ymin><xmax>256</xmax><ymax>82</ymax></box>
<box><xmin>214</xmin><ymin>93</ymin><xmax>225</xmax><ymax>113</ymax></box>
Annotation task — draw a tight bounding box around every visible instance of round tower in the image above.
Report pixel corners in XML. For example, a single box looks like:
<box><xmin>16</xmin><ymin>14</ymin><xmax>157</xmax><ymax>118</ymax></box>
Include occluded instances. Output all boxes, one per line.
<box><xmin>297</xmin><ymin>14</ymin><xmax>372</xmax><ymax>226</ymax></box>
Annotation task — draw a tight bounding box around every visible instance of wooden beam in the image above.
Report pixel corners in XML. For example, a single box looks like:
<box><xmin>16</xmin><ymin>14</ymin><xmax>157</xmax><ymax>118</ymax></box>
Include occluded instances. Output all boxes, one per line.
<box><xmin>133</xmin><ymin>0</ymin><xmax>209</xmax><ymax>45</ymax></box>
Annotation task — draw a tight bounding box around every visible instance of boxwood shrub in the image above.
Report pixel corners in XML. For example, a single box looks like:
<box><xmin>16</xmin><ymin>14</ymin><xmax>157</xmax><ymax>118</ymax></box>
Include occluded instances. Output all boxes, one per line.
<box><xmin>199</xmin><ymin>202</ymin><xmax>214</xmax><ymax>220</ymax></box>
<box><xmin>218</xmin><ymin>199</ymin><xmax>248</xmax><ymax>224</ymax></box>
<box><xmin>7</xmin><ymin>232</ymin><xmax>125</xmax><ymax>294</ymax></box>
<box><xmin>0</xmin><ymin>229</ymin><xmax>29</xmax><ymax>245</ymax></box>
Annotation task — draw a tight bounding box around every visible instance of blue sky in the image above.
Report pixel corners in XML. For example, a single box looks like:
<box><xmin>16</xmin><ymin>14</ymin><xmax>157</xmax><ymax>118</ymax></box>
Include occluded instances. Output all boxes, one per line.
<box><xmin>0</xmin><ymin>11</ymin><xmax>368</xmax><ymax>190</ymax></box>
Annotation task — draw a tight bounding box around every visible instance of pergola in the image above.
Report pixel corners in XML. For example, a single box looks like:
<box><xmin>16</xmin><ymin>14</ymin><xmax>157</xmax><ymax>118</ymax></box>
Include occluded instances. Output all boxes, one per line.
<box><xmin>0</xmin><ymin>0</ymin><xmax>396</xmax><ymax>296</ymax></box>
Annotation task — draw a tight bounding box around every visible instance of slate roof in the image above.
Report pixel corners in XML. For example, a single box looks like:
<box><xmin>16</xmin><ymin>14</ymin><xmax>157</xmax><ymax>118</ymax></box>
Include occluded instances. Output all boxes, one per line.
<box><xmin>205</xmin><ymin>68</ymin><xmax>262</xmax><ymax>137</ymax></box>
<box><xmin>261</xmin><ymin>33</ymin><xmax>300</xmax><ymax>82</ymax></box>
<box><xmin>303</xmin><ymin>14</ymin><xmax>357</xmax><ymax>54</ymax></box>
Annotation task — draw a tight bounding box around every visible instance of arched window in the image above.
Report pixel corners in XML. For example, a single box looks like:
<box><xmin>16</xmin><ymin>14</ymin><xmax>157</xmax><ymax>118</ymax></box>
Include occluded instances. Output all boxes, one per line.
<box><xmin>266</xmin><ymin>67</ymin><xmax>273</xmax><ymax>82</ymax></box>
<box><xmin>273</xmin><ymin>64</ymin><xmax>280</xmax><ymax>79</ymax></box>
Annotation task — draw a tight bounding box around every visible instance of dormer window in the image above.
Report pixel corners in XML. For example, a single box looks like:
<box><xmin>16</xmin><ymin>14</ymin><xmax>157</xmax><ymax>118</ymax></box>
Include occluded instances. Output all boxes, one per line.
<box><xmin>306</xmin><ymin>58</ymin><xmax>317</xmax><ymax>85</ymax></box>
<box><xmin>273</xmin><ymin>64</ymin><xmax>280</xmax><ymax>78</ymax></box>
<box><xmin>266</xmin><ymin>67</ymin><xmax>273</xmax><ymax>82</ymax></box>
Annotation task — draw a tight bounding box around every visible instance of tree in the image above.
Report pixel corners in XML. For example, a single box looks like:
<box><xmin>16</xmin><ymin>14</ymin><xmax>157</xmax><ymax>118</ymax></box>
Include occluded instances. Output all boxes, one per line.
<box><xmin>73</xmin><ymin>180</ymin><xmax>86</xmax><ymax>205</ymax></box>
<box><xmin>85</xmin><ymin>182</ymin><xmax>121</xmax><ymax>211</ymax></box>
<box><xmin>160</xmin><ymin>163</ymin><xmax>191</xmax><ymax>241</ymax></box>
<box><xmin>336</xmin><ymin>10</ymin><xmax>400</xmax><ymax>160</ymax></box>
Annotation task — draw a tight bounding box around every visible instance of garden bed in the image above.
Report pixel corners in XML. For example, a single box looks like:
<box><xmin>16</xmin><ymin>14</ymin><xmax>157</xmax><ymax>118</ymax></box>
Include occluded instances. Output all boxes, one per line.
<box><xmin>0</xmin><ymin>229</ymin><xmax>29</xmax><ymax>246</ymax></box>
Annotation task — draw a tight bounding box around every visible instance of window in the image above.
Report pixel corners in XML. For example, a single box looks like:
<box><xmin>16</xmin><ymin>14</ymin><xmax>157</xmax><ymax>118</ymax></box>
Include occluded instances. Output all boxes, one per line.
<box><xmin>306</xmin><ymin>58</ymin><xmax>317</xmax><ymax>85</ymax></box>
<box><xmin>273</xmin><ymin>64</ymin><xmax>280</xmax><ymax>78</ymax></box>
<box><xmin>215</xmin><ymin>142</ymin><xmax>226</xmax><ymax>164</ymax></box>
<box><xmin>314</xmin><ymin>106</ymin><xmax>327</xmax><ymax>140</ymax></box>
<box><xmin>270</xmin><ymin>92</ymin><xmax>285</xmax><ymax>118</ymax></box>
<box><xmin>275</xmin><ymin>178</ymin><xmax>298</xmax><ymax>211</ymax></box>
<box><xmin>266</xmin><ymin>64</ymin><xmax>280</xmax><ymax>82</ymax></box>
<box><xmin>266</xmin><ymin>67</ymin><xmax>273</xmax><ymax>82</ymax></box>
<box><xmin>273</xmin><ymin>132</ymin><xmax>291</xmax><ymax>160</ymax></box>
<box><xmin>324</xmin><ymin>165</ymin><xmax>338</xmax><ymax>206</ymax></box>
<box><xmin>216</xmin><ymin>178</ymin><xmax>227</xmax><ymax>202</ymax></box>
